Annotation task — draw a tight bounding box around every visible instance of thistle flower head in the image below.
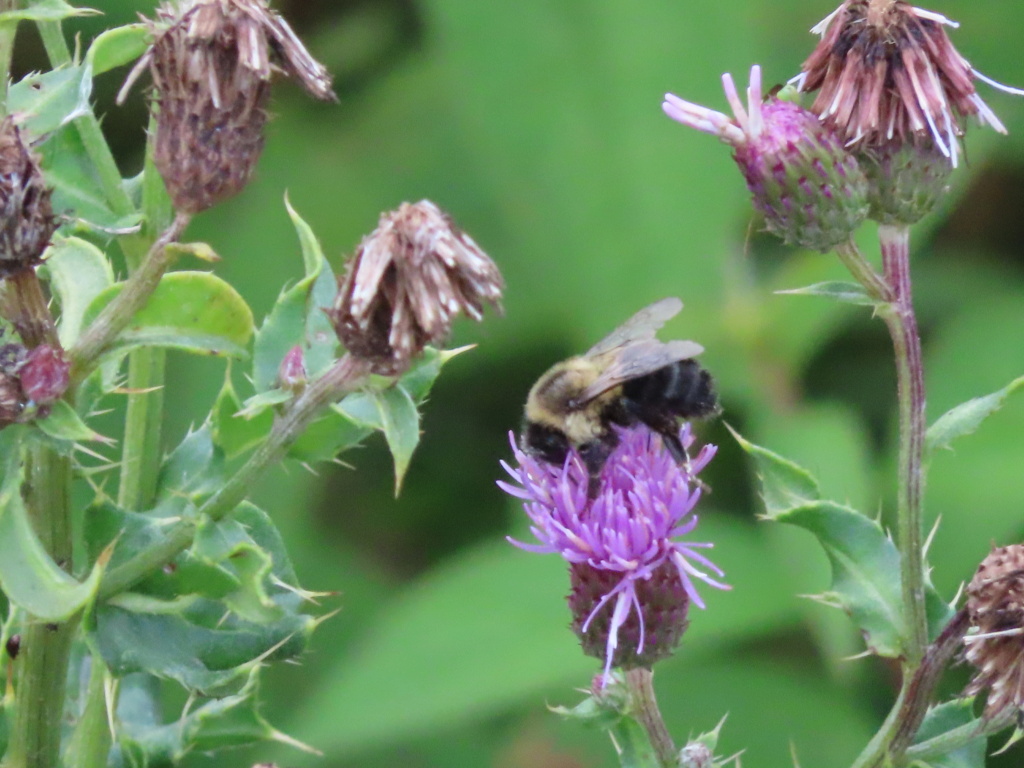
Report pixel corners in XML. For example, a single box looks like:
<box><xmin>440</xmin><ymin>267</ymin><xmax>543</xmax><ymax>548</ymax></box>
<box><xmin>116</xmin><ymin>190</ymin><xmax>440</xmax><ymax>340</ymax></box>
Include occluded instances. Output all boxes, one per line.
<box><xmin>663</xmin><ymin>66</ymin><xmax>868</xmax><ymax>251</ymax></box>
<box><xmin>798</xmin><ymin>0</ymin><xmax>1024</xmax><ymax>168</ymax></box>
<box><xmin>0</xmin><ymin>118</ymin><xmax>56</xmax><ymax>276</ymax></box>
<box><xmin>499</xmin><ymin>425</ymin><xmax>727</xmax><ymax>683</ymax></box>
<box><xmin>121</xmin><ymin>0</ymin><xmax>335</xmax><ymax>213</ymax></box>
<box><xmin>18</xmin><ymin>344</ymin><xmax>69</xmax><ymax>406</ymax></box>
<box><xmin>329</xmin><ymin>200</ymin><xmax>504</xmax><ymax>375</ymax></box>
<box><xmin>965</xmin><ymin>544</ymin><xmax>1024</xmax><ymax>721</ymax></box>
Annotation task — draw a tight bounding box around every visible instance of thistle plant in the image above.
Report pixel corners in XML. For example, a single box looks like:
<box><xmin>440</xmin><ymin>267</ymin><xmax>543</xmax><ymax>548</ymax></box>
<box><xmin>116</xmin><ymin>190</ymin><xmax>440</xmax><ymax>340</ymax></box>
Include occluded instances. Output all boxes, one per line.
<box><xmin>499</xmin><ymin>1</ymin><xmax>1024</xmax><ymax>766</ymax></box>
<box><xmin>0</xmin><ymin>2</ymin><xmax>502</xmax><ymax>768</ymax></box>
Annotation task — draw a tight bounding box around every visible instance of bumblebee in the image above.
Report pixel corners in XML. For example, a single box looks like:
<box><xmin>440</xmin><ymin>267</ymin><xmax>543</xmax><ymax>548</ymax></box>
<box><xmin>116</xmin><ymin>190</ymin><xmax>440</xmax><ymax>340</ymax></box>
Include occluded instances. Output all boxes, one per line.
<box><xmin>522</xmin><ymin>298</ymin><xmax>719</xmax><ymax>495</ymax></box>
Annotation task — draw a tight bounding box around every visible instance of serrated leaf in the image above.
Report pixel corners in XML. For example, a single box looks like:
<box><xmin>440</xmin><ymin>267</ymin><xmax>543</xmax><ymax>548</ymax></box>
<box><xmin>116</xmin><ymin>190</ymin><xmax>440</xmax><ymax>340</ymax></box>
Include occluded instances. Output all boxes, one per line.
<box><xmin>116</xmin><ymin>668</ymin><xmax>313</xmax><ymax>763</ymax></box>
<box><xmin>732</xmin><ymin>429</ymin><xmax>910</xmax><ymax>657</ymax></box>
<box><xmin>286</xmin><ymin>406</ymin><xmax>372</xmax><ymax>463</ymax></box>
<box><xmin>776</xmin><ymin>281</ymin><xmax>878</xmax><ymax>307</ymax></box>
<box><xmin>0</xmin><ymin>446</ymin><xmax>103</xmax><ymax>620</ymax></box>
<box><xmin>0</xmin><ymin>0</ymin><xmax>98</xmax><ymax>22</ymax></box>
<box><xmin>34</xmin><ymin>400</ymin><xmax>110</xmax><ymax>444</ymax></box>
<box><xmin>912</xmin><ymin>700</ymin><xmax>986</xmax><ymax>768</ymax></box>
<box><xmin>37</xmin><ymin>126</ymin><xmax>126</xmax><ymax>229</ymax></box>
<box><xmin>40</xmin><ymin>236</ymin><xmax>114</xmax><ymax>347</ymax></box>
<box><xmin>236</xmin><ymin>388</ymin><xmax>291</xmax><ymax>419</ymax></box>
<box><xmin>371</xmin><ymin>385</ymin><xmax>420</xmax><ymax>495</ymax></box>
<box><xmin>211</xmin><ymin>373</ymin><xmax>273</xmax><ymax>458</ymax></box>
<box><xmin>9</xmin><ymin>65</ymin><xmax>91</xmax><ymax>136</ymax></box>
<box><xmin>727</xmin><ymin>425</ymin><xmax>819</xmax><ymax>515</ymax></box>
<box><xmin>85</xmin><ymin>23</ymin><xmax>148</xmax><ymax>76</ymax></box>
<box><xmin>253</xmin><ymin>198</ymin><xmax>333</xmax><ymax>392</ymax></box>
<box><xmin>156</xmin><ymin>425</ymin><xmax>225</xmax><ymax>502</ymax></box>
<box><xmin>83</xmin><ymin>271</ymin><xmax>254</xmax><ymax>359</ymax></box>
<box><xmin>926</xmin><ymin>375</ymin><xmax>1024</xmax><ymax>455</ymax></box>
<box><xmin>91</xmin><ymin>603</ymin><xmax>311</xmax><ymax>695</ymax></box>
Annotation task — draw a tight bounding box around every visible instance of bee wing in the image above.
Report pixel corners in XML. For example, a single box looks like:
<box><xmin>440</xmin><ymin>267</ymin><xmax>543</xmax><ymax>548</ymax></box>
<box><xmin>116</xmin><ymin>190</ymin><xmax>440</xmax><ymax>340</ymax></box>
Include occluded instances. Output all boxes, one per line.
<box><xmin>577</xmin><ymin>339</ymin><xmax>705</xmax><ymax>405</ymax></box>
<box><xmin>585</xmin><ymin>297</ymin><xmax>684</xmax><ymax>356</ymax></box>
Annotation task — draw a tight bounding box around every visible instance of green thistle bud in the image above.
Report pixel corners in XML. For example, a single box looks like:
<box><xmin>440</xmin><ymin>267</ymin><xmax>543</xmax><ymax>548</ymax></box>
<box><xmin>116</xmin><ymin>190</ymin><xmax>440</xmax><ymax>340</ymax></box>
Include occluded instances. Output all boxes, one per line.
<box><xmin>857</xmin><ymin>141</ymin><xmax>952</xmax><ymax>225</ymax></box>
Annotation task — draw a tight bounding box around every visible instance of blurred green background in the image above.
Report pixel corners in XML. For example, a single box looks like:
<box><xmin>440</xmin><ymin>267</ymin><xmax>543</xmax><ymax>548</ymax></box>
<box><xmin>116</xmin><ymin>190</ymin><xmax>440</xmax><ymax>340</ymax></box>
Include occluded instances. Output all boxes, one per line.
<box><xmin>20</xmin><ymin>0</ymin><xmax>1024</xmax><ymax>765</ymax></box>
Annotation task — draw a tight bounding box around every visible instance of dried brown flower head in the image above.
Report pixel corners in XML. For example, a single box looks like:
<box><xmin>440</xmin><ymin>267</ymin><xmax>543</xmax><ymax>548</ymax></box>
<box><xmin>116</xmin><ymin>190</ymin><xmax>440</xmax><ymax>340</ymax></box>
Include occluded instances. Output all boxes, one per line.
<box><xmin>120</xmin><ymin>0</ymin><xmax>335</xmax><ymax>213</ymax></box>
<box><xmin>798</xmin><ymin>0</ymin><xmax>1021</xmax><ymax>166</ymax></box>
<box><xmin>965</xmin><ymin>544</ymin><xmax>1024</xmax><ymax>721</ymax></box>
<box><xmin>329</xmin><ymin>200</ymin><xmax>504</xmax><ymax>375</ymax></box>
<box><xmin>0</xmin><ymin>118</ymin><xmax>56</xmax><ymax>277</ymax></box>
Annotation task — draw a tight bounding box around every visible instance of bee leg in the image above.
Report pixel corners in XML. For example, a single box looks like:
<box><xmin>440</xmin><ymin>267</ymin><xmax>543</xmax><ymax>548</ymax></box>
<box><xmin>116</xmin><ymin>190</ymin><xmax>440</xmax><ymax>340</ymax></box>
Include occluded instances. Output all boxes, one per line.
<box><xmin>659</xmin><ymin>428</ymin><xmax>711</xmax><ymax>495</ymax></box>
<box><xmin>579</xmin><ymin>435</ymin><xmax>619</xmax><ymax>501</ymax></box>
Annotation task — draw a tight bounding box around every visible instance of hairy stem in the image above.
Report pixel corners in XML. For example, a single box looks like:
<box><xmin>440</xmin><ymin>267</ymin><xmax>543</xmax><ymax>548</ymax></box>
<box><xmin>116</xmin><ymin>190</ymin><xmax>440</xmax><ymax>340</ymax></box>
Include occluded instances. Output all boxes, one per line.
<box><xmin>3</xmin><ymin>269</ymin><xmax>58</xmax><ymax>348</ymax></box>
<box><xmin>850</xmin><ymin>609</ymin><xmax>970</xmax><ymax>768</ymax></box>
<box><xmin>625</xmin><ymin>669</ymin><xmax>678</xmax><ymax>768</ymax></box>
<box><xmin>834</xmin><ymin>239</ymin><xmax>894</xmax><ymax>303</ymax></box>
<box><xmin>3</xmin><ymin>449</ymin><xmax>74</xmax><ymax>768</ymax></box>
<box><xmin>878</xmin><ymin>224</ymin><xmax>928</xmax><ymax>663</ymax></box>
<box><xmin>69</xmin><ymin>213</ymin><xmax>190</xmax><ymax>383</ymax></box>
<box><xmin>118</xmin><ymin>135</ymin><xmax>174</xmax><ymax>511</ymax></box>
<box><xmin>98</xmin><ymin>355</ymin><xmax>371</xmax><ymax>599</ymax></box>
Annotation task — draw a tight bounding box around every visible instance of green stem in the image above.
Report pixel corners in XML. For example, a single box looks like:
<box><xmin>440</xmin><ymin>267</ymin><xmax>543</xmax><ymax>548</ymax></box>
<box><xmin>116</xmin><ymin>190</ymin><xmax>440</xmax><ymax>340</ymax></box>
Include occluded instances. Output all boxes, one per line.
<box><xmin>69</xmin><ymin>213</ymin><xmax>190</xmax><ymax>383</ymax></box>
<box><xmin>625</xmin><ymin>669</ymin><xmax>678</xmax><ymax>768</ymax></box>
<box><xmin>98</xmin><ymin>355</ymin><xmax>371</xmax><ymax>599</ymax></box>
<box><xmin>65</xmin><ymin>655</ymin><xmax>111</xmax><ymax>768</ymax></box>
<box><xmin>877</xmin><ymin>224</ymin><xmax>928</xmax><ymax>664</ymax></box>
<box><xmin>834</xmin><ymin>239</ymin><xmax>894</xmax><ymax>303</ymax></box>
<box><xmin>118</xmin><ymin>134</ymin><xmax>173</xmax><ymax>511</ymax></box>
<box><xmin>3</xmin><ymin>449</ymin><xmax>74</xmax><ymax>768</ymax></box>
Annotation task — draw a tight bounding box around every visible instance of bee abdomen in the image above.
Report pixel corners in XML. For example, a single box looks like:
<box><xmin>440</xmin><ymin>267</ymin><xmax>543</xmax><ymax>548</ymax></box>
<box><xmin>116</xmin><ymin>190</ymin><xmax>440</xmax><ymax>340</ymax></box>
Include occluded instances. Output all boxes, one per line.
<box><xmin>621</xmin><ymin>360</ymin><xmax>719</xmax><ymax>425</ymax></box>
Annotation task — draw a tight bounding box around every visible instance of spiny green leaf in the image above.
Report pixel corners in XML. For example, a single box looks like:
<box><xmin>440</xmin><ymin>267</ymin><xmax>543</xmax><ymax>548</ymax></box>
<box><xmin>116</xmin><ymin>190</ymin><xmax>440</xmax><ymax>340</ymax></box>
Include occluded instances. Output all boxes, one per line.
<box><xmin>371</xmin><ymin>385</ymin><xmax>420</xmax><ymax>495</ymax></box>
<box><xmin>775</xmin><ymin>501</ymin><xmax>906</xmax><ymax>658</ymax></box>
<box><xmin>0</xmin><ymin>443</ymin><xmax>104</xmax><ymax>620</ymax></box>
<box><xmin>775</xmin><ymin>281</ymin><xmax>879</xmax><ymax>307</ymax></box>
<box><xmin>211</xmin><ymin>373</ymin><xmax>273</xmax><ymax>458</ymax></box>
<box><xmin>83</xmin><ymin>271</ymin><xmax>254</xmax><ymax>359</ymax></box>
<box><xmin>9</xmin><ymin>65</ymin><xmax>90</xmax><ymax>136</ymax></box>
<box><xmin>253</xmin><ymin>197</ymin><xmax>334</xmax><ymax>392</ymax></box>
<box><xmin>926</xmin><ymin>375</ymin><xmax>1024</xmax><ymax>455</ymax></box>
<box><xmin>732</xmin><ymin>428</ymin><xmax>911</xmax><ymax>657</ymax></box>
<box><xmin>91</xmin><ymin>603</ymin><xmax>311</xmax><ymax>695</ymax></box>
<box><xmin>0</xmin><ymin>0</ymin><xmax>98</xmax><ymax>23</ymax></box>
<box><xmin>156</xmin><ymin>425</ymin><xmax>225</xmax><ymax>502</ymax></box>
<box><xmin>40</xmin><ymin>236</ymin><xmax>114</xmax><ymax>348</ymax></box>
<box><xmin>727</xmin><ymin>424</ymin><xmax>820</xmax><ymax>515</ymax></box>
<box><xmin>115</xmin><ymin>668</ymin><xmax>315</xmax><ymax>763</ymax></box>
<box><xmin>911</xmin><ymin>700</ymin><xmax>986</xmax><ymax>768</ymax></box>
<box><xmin>37</xmin><ymin>126</ymin><xmax>126</xmax><ymax>230</ymax></box>
<box><xmin>34</xmin><ymin>400</ymin><xmax>111</xmax><ymax>445</ymax></box>
<box><xmin>86</xmin><ymin>23</ymin><xmax>149</xmax><ymax>76</ymax></box>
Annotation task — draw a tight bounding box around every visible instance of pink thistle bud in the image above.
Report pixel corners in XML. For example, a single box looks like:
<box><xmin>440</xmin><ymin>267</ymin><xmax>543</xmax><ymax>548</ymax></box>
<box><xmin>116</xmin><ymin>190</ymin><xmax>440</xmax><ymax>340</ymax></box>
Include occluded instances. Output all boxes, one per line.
<box><xmin>798</xmin><ymin>0</ymin><xmax>1024</xmax><ymax>169</ymax></box>
<box><xmin>277</xmin><ymin>344</ymin><xmax>306</xmax><ymax>393</ymax></box>
<box><xmin>663</xmin><ymin>66</ymin><xmax>868</xmax><ymax>252</ymax></box>
<box><xmin>19</xmin><ymin>344</ymin><xmax>69</xmax><ymax>405</ymax></box>
<box><xmin>964</xmin><ymin>544</ymin><xmax>1024</xmax><ymax>722</ymax></box>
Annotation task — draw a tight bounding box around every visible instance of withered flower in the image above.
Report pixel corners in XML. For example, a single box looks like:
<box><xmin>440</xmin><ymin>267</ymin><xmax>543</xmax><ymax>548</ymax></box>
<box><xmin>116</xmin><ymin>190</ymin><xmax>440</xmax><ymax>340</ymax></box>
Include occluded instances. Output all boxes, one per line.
<box><xmin>120</xmin><ymin>0</ymin><xmax>336</xmax><ymax>214</ymax></box>
<box><xmin>964</xmin><ymin>544</ymin><xmax>1024</xmax><ymax>721</ymax></box>
<box><xmin>329</xmin><ymin>200</ymin><xmax>504</xmax><ymax>375</ymax></box>
<box><xmin>0</xmin><ymin>118</ymin><xmax>56</xmax><ymax>277</ymax></box>
<box><xmin>798</xmin><ymin>0</ymin><xmax>1023</xmax><ymax>168</ymax></box>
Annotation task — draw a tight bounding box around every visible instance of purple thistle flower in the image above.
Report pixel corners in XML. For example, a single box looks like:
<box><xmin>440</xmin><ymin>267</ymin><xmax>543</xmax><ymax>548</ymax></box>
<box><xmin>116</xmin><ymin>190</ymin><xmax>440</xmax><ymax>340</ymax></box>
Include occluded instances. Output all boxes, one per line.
<box><xmin>499</xmin><ymin>424</ymin><xmax>728</xmax><ymax>684</ymax></box>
